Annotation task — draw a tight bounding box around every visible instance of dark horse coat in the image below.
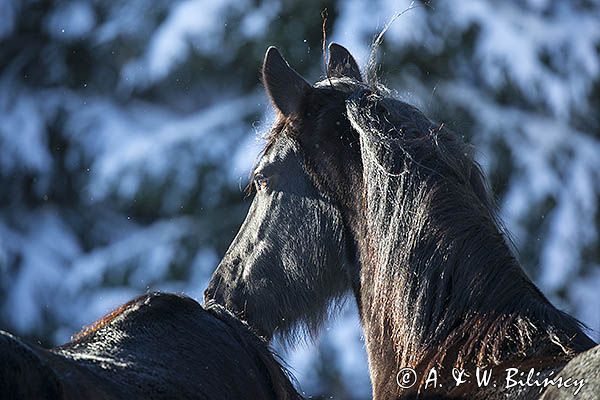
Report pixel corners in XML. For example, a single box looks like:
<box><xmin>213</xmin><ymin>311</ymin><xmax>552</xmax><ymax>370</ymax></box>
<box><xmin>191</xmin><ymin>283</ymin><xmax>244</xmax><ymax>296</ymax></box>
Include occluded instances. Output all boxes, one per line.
<box><xmin>0</xmin><ymin>292</ymin><xmax>300</xmax><ymax>400</ymax></box>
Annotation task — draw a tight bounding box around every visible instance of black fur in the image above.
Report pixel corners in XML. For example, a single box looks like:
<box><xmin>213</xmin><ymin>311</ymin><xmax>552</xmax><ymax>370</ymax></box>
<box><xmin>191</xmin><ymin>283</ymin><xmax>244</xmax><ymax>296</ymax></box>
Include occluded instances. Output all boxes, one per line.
<box><xmin>263</xmin><ymin>47</ymin><xmax>311</xmax><ymax>117</ymax></box>
<box><xmin>0</xmin><ymin>292</ymin><xmax>301</xmax><ymax>400</ymax></box>
<box><xmin>328</xmin><ymin>43</ymin><xmax>362</xmax><ymax>82</ymax></box>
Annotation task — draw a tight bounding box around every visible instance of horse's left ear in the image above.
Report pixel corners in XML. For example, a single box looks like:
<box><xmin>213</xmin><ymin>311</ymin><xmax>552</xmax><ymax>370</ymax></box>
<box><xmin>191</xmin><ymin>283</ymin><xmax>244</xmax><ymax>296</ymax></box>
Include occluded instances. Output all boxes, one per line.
<box><xmin>262</xmin><ymin>46</ymin><xmax>311</xmax><ymax>117</ymax></box>
<box><xmin>328</xmin><ymin>43</ymin><xmax>362</xmax><ymax>82</ymax></box>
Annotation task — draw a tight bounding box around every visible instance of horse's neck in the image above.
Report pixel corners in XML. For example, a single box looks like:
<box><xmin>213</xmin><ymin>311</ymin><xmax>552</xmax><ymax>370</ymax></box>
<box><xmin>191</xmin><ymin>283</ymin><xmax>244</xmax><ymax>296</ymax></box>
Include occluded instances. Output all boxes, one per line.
<box><xmin>352</xmin><ymin>183</ymin><xmax>592</xmax><ymax>397</ymax></box>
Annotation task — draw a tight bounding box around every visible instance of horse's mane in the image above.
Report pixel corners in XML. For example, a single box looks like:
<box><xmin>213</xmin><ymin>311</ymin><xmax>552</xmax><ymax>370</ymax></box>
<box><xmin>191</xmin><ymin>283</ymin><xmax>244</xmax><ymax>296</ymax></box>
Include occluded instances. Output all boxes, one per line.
<box><xmin>68</xmin><ymin>294</ymin><xmax>153</xmax><ymax>342</ymax></box>
<box><xmin>323</xmin><ymin>79</ymin><xmax>597</xmax><ymax>370</ymax></box>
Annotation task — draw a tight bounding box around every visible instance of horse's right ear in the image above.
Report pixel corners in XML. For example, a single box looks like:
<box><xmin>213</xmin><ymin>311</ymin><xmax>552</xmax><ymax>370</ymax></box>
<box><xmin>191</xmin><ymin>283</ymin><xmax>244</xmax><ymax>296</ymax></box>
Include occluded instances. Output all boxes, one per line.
<box><xmin>262</xmin><ymin>46</ymin><xmax>311</xmax><ymax>117</ymax></box>
<box><xmin>328</xmin><ymin>43</ymin><xmax>362</xmax><ymax>82</ymax></box>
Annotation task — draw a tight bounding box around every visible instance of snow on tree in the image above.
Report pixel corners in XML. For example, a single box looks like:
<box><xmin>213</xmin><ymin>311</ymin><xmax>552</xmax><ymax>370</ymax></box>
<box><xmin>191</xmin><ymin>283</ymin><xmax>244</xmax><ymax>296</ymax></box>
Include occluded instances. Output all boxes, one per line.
<box><xmin>0</xmin><ymin>1</ymin><xmax>598</xmax><ymax>398</ymax></box>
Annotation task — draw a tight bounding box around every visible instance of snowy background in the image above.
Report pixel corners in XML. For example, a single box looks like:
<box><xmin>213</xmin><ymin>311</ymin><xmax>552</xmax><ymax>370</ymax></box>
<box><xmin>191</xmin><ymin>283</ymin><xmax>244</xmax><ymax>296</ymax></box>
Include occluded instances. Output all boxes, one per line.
<box><xmin>1</xmin><ymin>1</ymin><xmax>599</xmax><ymax>398</ymax></box>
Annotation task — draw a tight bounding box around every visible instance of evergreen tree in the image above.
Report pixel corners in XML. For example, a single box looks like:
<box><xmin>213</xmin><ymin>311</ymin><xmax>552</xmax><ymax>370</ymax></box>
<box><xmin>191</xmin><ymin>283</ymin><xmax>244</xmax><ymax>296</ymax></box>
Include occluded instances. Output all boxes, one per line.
<box><xmin>1</xmin><ymin>1</ymin><xmax>598</xmax><ymax>398</ymax></box>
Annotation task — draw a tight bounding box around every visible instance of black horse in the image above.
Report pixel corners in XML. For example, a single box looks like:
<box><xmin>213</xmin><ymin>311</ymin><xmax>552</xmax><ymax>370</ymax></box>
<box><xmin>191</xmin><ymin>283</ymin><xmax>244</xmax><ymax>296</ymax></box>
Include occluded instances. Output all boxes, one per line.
<box><xmin>205</xmin><ymin>44</ymin><xmax>599</xmax><ymax>399</ymax></box>
<box><xmin>0</xmin><ymin>292</ymin><xmax>301</xmax><ymax>400</ymax></box>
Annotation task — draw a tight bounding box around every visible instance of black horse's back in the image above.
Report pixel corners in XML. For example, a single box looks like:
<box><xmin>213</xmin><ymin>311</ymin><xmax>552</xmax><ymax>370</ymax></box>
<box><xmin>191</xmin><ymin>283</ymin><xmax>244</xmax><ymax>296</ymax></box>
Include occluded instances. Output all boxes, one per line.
<box><xmin>0</xmin><ymin>331</ymin><xmax>63</xmax><ymax>399</ymax></box>
<box><xmin>0</xmin><ymin>292</ymin><xmax>300</xmax><ymax>400</ymax></box>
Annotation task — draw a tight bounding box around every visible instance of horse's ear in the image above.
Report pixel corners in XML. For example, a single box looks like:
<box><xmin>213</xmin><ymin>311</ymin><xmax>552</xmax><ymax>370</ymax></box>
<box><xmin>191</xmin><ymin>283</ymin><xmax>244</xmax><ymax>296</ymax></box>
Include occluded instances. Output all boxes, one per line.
<box><xmin>327</xmin><ymin>43</ymin><xmax>362</xmax><ymax>82</ymax></box>
<box><xmin>262</xmin><ymin>46</ymin><xmax>311</xmax><ymax>117</ymax></box>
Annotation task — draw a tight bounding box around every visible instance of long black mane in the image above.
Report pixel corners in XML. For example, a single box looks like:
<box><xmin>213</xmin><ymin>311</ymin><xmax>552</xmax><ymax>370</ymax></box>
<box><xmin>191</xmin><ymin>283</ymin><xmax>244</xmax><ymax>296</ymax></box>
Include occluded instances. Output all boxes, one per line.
<box><xmin>337</xmin><ymin>80</ymin><xmax>595</xmax><ymax>371</ymax></box>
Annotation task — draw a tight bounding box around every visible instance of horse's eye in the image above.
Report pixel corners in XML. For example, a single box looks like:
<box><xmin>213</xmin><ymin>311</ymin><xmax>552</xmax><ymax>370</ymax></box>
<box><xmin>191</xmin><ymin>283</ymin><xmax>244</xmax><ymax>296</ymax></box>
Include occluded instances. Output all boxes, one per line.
<box><xmin>254</xmin><ymin>174</ymin><xmax>270</xmax><ymax>191</ymax></box>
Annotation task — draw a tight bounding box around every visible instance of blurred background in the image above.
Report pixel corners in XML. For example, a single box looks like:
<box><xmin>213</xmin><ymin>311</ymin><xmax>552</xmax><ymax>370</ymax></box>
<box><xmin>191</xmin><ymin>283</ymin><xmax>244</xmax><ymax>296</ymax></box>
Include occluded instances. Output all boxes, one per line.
<box><xmin>1</xmin><ymin>0</ymin><xmax>599</xmax><ymax>398</ymax></box>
